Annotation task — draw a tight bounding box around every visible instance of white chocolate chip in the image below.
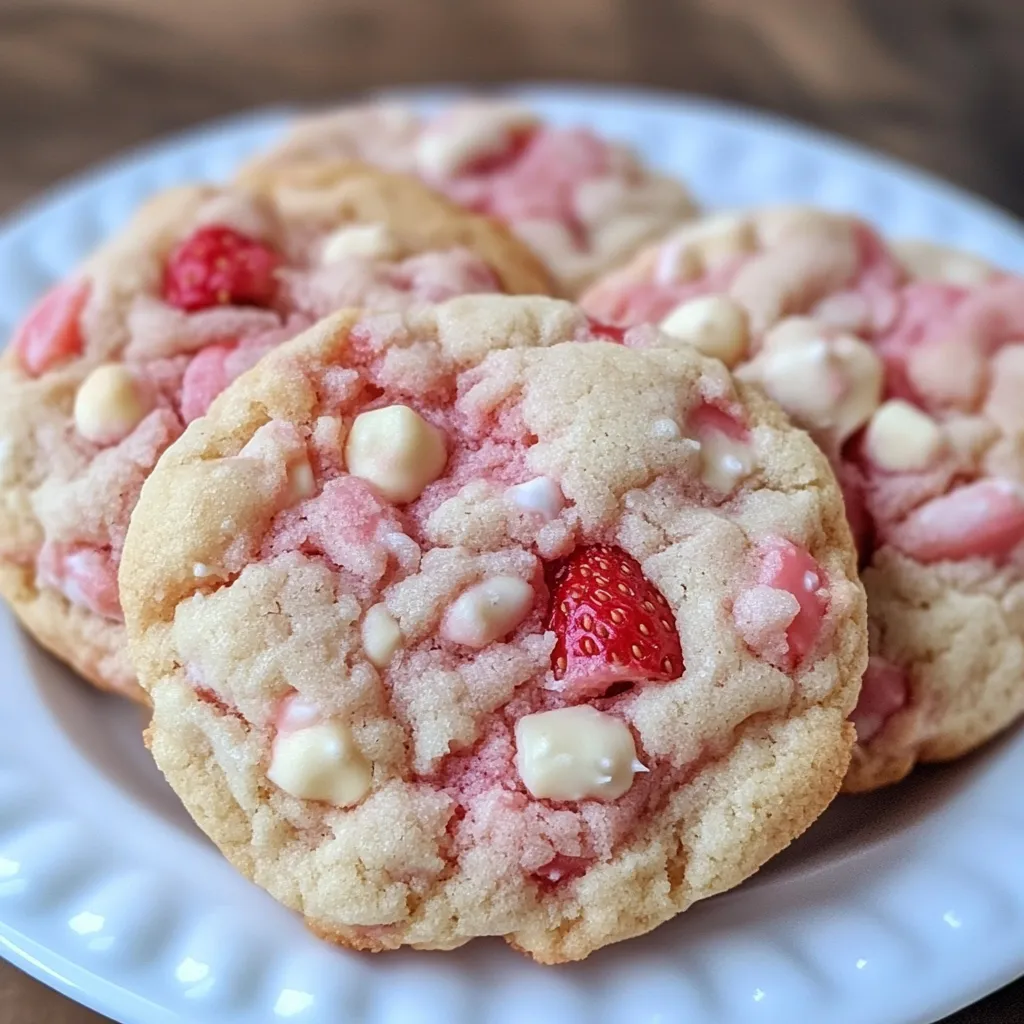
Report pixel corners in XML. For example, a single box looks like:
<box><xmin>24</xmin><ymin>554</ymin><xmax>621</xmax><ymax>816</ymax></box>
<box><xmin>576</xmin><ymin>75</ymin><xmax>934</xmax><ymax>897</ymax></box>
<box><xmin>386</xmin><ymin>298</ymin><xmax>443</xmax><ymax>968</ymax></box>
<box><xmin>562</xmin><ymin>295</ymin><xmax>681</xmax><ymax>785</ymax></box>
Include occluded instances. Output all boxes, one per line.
<box><xmin>895</xmin><ymin>240</ymin><xmax>995</xmax><ymax>287</ymax></box>
<box><xmin>945</xmin><ymin>415</ymin><xmax>999</xmax><ymax>461</ymax></box>
<box><xmin>754</xmin><ymin>205</ymin><xmax>832</xmax><ymax>246</ymax></box>
<box><xmin>864</xmin><ymin>399</ymin><xmax>945</xmax><ymax>472</ymax></box>
<box><xmin>658</xmin><ymin>295</ymin><xmax>749</xmax><ymax>367</ymax></box>
<box><xmin>441</xmin><ymin>575</ymin><xmax>534</xmax><ymax>648</ymax></box>
<box><xmin>362</xmin><ymin>603</ymin><xmax>402</xmax><ymax>668</ymax></box>
<box><xmin>345</xmin><ymin>404</ymin><xmax>447</xmax><ymax>503</ymax></box>
<box><xmin>746</xmin><ymin>326</ymin><xmax>883</xmax><ymax>443</ymax></box>
<box><xmin>73</xmin><ymin>364</ymin><xmax>150</xmax><ymax>445</ymax></box>
<box><xmin>506</xmin><ymin>477</ymin><xmax>565</xmax><ymax>521</ymax></box>
<box><xmin>267</xmin><ymin>719</ymin><xmax>371</xmax><ymax>807</ymax></box>
<box><xmin>700</xmin><ymin>429</ymin><xmax>755</xmax><ymax>492</ymax></box>
<box><xmin>515</xmin><ymin>706</ymin><xmax>644</xmax><ymax>802</ymax></box>
<box><xmin>651</xmin><ymin>417</ymin><xmax>682</xmax><ymax>440</ymax></box>
<box><xmin>659</xmin><ymin>213</ymin><xmax>755</xmax><ymax>280</ymax></box>
<box><xmin>812</xmin><ymin>291</ymin><xmax>872</xmax><ymax>334</ymax></box>
<box><xmin>761</xmin><ymin>316</ymin><xmax>825</xmax><ymax>351</ymax></box>
<box><xmin>654</xmin><ymin>239</ymin><xmax>701</xmax><ymax>284</ymax></box>
<box><xmin>415</xmin><ymin>104</ymin><xmax>538</xmax><ymax>179</ymax></box>
<box><xmin>320</xmin><ymin>223</ymin><xmax>398</xmax><ymax>264</ymax></box>
<box><xmin>240</xmin><ymin>422</ymin><xmax>317</xmax><ymax>506</ymax></box>
<box><xmin>286</xmin><ymin>454</ymin><xmax>317</xmax><ymax>504</ymax></box>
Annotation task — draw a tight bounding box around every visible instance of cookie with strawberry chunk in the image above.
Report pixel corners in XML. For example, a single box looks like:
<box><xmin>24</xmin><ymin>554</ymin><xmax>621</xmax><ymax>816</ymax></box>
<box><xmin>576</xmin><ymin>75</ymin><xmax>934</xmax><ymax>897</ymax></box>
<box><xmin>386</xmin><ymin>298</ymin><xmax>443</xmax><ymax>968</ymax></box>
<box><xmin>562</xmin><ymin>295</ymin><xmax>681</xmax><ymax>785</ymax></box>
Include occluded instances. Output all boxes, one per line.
<box><xmin>581</xmin><ymin>206</ymin><xmax>1024</xmax><ymax>791</ymax></box>
<box><xmin>0</xmin><ymin>163</ymin><xmax>551</xmax><ymax>701</ymax></box>
<box><xmin>239</xmin><ymin>99</ymin><xmax>697</xmax><ymax>296</ymax></box>
<box><xmin>120</xmin><ymin>294</ymin><xmax>865</xmax><ymax>962</ymax></box>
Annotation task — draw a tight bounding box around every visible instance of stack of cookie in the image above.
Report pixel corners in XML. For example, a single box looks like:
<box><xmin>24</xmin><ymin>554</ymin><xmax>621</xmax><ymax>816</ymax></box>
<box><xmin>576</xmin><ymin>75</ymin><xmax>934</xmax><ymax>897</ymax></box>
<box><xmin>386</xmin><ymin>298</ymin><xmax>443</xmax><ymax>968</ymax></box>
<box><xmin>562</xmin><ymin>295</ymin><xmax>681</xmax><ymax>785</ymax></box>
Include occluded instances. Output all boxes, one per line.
<box><xmin>1</xmin><ymin>99</ymin><xmax>1020</xmax><ymax>962</ymax></box>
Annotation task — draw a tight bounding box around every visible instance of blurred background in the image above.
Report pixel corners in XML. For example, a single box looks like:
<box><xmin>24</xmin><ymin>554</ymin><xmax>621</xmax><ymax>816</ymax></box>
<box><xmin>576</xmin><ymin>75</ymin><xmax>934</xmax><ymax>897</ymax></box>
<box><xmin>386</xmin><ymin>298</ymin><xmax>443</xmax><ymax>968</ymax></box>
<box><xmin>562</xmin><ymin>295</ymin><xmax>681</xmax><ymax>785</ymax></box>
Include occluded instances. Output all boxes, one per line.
<box><xmin>2</xmin><ymin>0</ymin><xmax>1024</xmax><ymax>215</ymax></box>
<box><xmin>1</xmin><ymin>0</ymin><xmax>1023</xmax><ymax>1020</ymax></box>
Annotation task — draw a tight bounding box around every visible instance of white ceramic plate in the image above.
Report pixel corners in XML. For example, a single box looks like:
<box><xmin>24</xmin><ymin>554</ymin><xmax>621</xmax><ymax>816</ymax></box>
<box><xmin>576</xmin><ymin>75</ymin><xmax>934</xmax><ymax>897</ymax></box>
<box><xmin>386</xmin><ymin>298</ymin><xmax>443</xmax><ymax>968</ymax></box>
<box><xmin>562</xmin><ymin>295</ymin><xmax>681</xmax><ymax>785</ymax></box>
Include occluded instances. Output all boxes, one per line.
<box><xmin>2</xmin><ymin>85</ymin><xmax>1024</xmax><ymax>1024</ymax></box>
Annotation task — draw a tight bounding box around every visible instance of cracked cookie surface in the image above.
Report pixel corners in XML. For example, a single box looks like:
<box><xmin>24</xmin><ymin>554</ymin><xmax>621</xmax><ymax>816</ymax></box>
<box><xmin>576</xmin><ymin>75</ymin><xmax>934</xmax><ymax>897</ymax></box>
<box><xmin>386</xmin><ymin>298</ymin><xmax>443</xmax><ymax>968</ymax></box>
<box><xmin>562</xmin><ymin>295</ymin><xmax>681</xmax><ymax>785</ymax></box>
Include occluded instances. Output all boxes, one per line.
<box><xmin>120</xmin><ymin>294</ymin><xmax>865</xmax><ymax>961</ymax></box>
<box><xmin>0</xmin><ymin>163</ymin><xmax>550</xmax><ymax>700</ymax></box>
<box><xmin>582</xmin><ymin>206</ymin><xmax>1024</xmax><ymax>790</ymax></box>
<box><xmin>241</xmin><ymin>100</ymin><xmax>697</xmax><ymax>296</ymax></box>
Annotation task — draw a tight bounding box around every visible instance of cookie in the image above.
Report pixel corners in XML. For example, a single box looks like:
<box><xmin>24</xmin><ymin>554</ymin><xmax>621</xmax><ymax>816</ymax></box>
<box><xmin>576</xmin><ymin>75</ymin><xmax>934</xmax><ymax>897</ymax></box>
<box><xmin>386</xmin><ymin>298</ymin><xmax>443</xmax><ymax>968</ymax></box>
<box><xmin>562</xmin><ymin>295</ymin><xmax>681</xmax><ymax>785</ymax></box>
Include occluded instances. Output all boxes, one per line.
<box><xmin>0</xmin><ymin>163</ymin><xmax>552</xmax><ymax>701</ymax></box>
<box><xmin>581</xmin><ymin>206</ymin><xmax>1024</xmax><ymax>791</ymax></box>
<box><xmin>240</xmin><ymin>99</ymin><xmax>697</xmax><ymax>296</ymax></box>
<box><xmin>120</xmin><ymin>294</ymin><xmax>865</xmax><ymax>962</ymax></box>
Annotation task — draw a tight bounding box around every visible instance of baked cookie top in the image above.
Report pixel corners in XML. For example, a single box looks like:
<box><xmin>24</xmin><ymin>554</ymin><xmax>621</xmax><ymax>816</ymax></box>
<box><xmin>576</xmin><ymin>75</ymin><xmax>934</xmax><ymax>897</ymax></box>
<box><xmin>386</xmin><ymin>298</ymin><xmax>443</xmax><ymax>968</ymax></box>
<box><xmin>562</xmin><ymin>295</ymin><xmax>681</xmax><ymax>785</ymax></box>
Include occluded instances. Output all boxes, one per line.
<box><xmin>0</xmin><ymin>162</ymin><xmax>550</xmax><ymax>698</ymax></box>
<box><xmin>121</xmin><ymin>295</ymin><xmax>865</xmax><ymax>962</ymax></box>
<box><xmin>240</xmin><ymin>100</ymin><xmax>697</xmax><ymax>296</ymax></box>
<box><xmin>582</xmin><ymin>206</ymin><xmax>1024</xmax><ymax>790</ymax></box>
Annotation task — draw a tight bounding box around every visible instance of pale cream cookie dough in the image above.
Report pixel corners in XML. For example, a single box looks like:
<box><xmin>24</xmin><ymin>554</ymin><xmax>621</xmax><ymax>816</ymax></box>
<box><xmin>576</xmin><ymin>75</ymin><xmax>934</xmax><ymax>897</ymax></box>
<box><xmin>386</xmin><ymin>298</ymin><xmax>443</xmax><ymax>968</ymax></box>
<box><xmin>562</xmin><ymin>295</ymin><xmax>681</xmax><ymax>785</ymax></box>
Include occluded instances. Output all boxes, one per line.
<box><xmin>240</xmin><ymin>99</ymin><xmax>697</xmax><ymax>296</ymax></box>
<box><xmin>582</xmin><ymin>206</ymin><xmax>1024</xmax><ymax>791</ymax></box>
<box><xmin>120</xmin><ymin>294</ymin><xmax>866</xmax><ymax>962</ymax></box>
<box><xmin>0</xmin><ymin>162</ymin><xmax>551</xmax><ymax>701</ymax></box>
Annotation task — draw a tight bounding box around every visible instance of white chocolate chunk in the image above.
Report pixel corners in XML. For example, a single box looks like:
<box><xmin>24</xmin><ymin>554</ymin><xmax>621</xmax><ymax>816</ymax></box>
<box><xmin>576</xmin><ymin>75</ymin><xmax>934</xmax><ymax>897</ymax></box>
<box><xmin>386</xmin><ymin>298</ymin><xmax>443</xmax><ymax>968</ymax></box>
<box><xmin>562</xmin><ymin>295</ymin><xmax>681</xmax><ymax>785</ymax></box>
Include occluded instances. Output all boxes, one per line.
<box><xmin>658</xmin><ymin>295</ymin><xmax>749</xmax><ymax>367</ymax></box>
<box><xmin>515</xmin><ymin>706</ymin><xmax>644</xmax><ymax>802</ymax></box>
<box><xmin>268</xmin><ymin>720</ymin><xmax>371</xmax><ymax>807</ymax></box>
<box><xmin>895</xmin><ymin>240</ymin><xmax>995</xmax><ymax>288</ymax></box>
<box><xmin>240</xmin><ymin>421</ymin><xmax>317</xmax><ymax>506</ymax></box>
<box><xmin>651</xmin><ymin>417</ymin><xmax>682</xmax><ymax>440</ymax></box>
<box><xmin>286</xmin><ymin>454</ymin><xmax>317</xmax><ymax>504</ymax></box>
<box><xmin>654</xmin><ymin>239</ymin><xmax>701</xmax><ymax>284</ymax></box>
<box><xmin>746</xmin><ymin>326</ymin><xmax>883</xmax><ymax>443</ymax></box>
<box><xmin>865</xmin><ymin>399</ymin><xmax>945</xmax><ymax>472</ymax></box>
<box><xmin>415</xmin><ymin>104</ymin><xmax>538</xmax><ymax>179</ymax></box>
<box><xmin>657</xmin><ymin>213</ymin><xmax>755</xmax><ymax>282</ymax></box>
<box><xmin>754</xmin><ymin>204</ymin><xmax>832</xmax><ymax>245</ymax></box>
<box><xmin>345</xmin><ymin>404</ymin><xmax>447</xmax><ymax>503</ymax></box>
<box><xmin>812</xmin><ymin>291</ymin><xmax>872</xmax><ymax>334</ymax></box>
<box><xmin>320</xmin><ymin>223</ymin><xmax>398</xmax><ymax>264</ymax></box>
<box><xmin>442</xmin><ymin>575</ymin><xmax>534</xmax><ymax>648</ymax></box>
<box><xmin>700</xmin><ymin>429</ymin><xmax>755</xmax><ymax>492</ymax></box>
<box><xmin>73</xmin><ymin>364</ymin><xmax>150</xmax><ymax>445</ymax></box>
<box><xmin>362</xmin><ymin>603</ymin><xmax>402</xmax><ymax>668</ymax></box>
<box><xmin>761</xmin><ymin>316</ymin><xmax>823</xmax><ymax>351</ymax></box>
<box><xmin>506</xmin><ymin>476</ymin><xmax>565</xmax><ymax>520</ymax></box>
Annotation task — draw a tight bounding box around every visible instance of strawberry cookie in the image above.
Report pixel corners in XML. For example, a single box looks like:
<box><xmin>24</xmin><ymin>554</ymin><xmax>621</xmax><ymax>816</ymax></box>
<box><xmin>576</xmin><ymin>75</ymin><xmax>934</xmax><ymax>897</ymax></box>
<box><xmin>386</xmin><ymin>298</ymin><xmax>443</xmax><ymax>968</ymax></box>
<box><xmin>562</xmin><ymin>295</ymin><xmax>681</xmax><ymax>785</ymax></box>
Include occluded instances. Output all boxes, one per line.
<box><xmin>582</xmin><ymin>206</ymin><xmax>1024</xmax><ymax>791</ymax></box>
<box><xmin>0</xmin><ymin>163</ymin><xmax>550</xmax><ymax>701</ymax></box>
<box><xmin>240</xmin><ymin>99</ymin><xmax>697</xmax><ymax>296</ymax></box>
<box><xmin>120</xmin><ymin>294</ymin><xmax>865</xmax><ymax>961</ymax></box>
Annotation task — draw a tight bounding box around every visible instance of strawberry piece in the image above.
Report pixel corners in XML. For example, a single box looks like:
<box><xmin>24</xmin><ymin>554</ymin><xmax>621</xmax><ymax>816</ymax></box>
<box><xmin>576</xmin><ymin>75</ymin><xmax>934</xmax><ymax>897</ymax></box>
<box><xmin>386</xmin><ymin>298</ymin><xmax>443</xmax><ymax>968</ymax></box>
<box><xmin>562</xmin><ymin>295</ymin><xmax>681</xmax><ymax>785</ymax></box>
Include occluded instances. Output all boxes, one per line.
<box><xmin>162</xmin><ymin>225</ymin><xmax>281</xmax><ymax>313</ymax></box>
<box><xmin>456</xmin><ymin>124</ymin><xmax>537</xmax><ymax>177</ymax></box>
<box><xmin>533</xmin><ymin>854</ymin><xmax>592</xmax><ymax>885</ymax></box>
<box><xmin>548</xmin><ymin>544</ymin><xmax>683</xmax><ymax>695</ymax></box>
<box><xmin>586</xmin><ymin>316</ymin><xmax>627</xmax><ymax>343</ymax></box>
<box><xmin>12</xmin><ymin>279</ymin><xmax>90</xmax><ymax>376</ymax></box>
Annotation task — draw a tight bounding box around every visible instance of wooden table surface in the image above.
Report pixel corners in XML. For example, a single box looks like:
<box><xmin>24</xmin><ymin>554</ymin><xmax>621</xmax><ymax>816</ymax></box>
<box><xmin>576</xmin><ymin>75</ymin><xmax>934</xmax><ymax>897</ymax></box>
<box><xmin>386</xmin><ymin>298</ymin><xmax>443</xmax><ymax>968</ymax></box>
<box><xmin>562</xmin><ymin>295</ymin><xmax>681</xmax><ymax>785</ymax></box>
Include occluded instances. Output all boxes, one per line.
<box><xmin>2</xmin><ymin>0</ymin><xmax>1023</xmax><ymax>1020</ymax></box>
